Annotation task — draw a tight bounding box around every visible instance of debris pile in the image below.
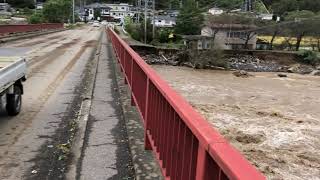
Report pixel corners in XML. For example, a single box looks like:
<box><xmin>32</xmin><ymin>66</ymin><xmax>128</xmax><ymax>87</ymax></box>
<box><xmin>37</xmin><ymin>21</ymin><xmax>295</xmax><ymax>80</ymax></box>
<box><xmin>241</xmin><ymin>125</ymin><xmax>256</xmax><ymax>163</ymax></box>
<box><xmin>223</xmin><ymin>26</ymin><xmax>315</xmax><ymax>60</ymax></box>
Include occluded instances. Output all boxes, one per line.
<box><xmin>138</xmin><ymin>50</ymin><xmax>320</xmax><ymax>76</ymax></box>
<box><xmin>233</xmin><ymin>70</ymin><xmax>254</xmax><ymax>78</ymax></box>
<box><xmin>227</xmin><ymin>55</ymin><xmax>287</xmax><ymax>72</ymax></box>
<box><xmin>140</xmin><ymin>53</ymin><xmax>179</xmax><ymax>66</ymax></box>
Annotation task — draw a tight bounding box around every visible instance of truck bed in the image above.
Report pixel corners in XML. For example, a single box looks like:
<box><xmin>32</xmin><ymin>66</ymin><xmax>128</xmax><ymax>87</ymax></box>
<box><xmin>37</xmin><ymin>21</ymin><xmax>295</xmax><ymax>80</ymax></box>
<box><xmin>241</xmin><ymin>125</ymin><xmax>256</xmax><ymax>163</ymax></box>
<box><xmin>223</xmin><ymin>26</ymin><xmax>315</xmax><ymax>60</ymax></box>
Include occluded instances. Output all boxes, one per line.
<box><xmin>0</xmin><ymin>48</ymin><xmax>27</xmax><ymax>93</ymax></box>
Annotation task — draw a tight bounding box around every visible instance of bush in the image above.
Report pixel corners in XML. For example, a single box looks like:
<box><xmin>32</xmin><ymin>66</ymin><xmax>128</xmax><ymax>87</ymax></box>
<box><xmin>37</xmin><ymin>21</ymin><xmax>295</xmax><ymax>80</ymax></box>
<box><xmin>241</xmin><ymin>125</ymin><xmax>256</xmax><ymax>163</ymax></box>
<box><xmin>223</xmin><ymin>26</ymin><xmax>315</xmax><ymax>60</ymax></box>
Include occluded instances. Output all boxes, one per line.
<box><xmin>22</xmin><ymin>7</ymin><xmax>33</xmax><ymax>15</ymax></box>
<box><xmin>157</xmin><ymin>28</ymin><xmax>172</xmax><ymax>43</ymax></box>
<box><xmin>124</xmin><ymin>17</ymin><xmax>143</xmax><ymax>41</ymax></box>
<box><xmin>114</xmin><ymin>28</ymin><xmax>120</xmax><ymax>34</ymax></box>
<box><xmin>186</xmin><ymin>48</ymin><xmax>228</xmax><ymax>69</ymax></box>
<box><xmin>28</xmin><ymin>12</ymin><xmax>43</xmax><ymax>24</ymax></box>
<box><xmin>298</xmin><ymin>50</ymin><xmax>320</xmax><ymax>66</ymax></box>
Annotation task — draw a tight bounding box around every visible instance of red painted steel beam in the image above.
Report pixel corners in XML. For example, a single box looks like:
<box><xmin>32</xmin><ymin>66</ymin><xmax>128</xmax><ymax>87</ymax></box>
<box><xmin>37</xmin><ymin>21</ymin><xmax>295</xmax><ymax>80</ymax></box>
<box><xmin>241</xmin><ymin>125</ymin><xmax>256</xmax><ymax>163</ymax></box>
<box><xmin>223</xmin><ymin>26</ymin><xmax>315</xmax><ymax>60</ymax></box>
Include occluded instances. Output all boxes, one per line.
<box><xmin>0</xmin><ymin>23</ymin><xmax>64</xmax><ymax>36</ymax></box>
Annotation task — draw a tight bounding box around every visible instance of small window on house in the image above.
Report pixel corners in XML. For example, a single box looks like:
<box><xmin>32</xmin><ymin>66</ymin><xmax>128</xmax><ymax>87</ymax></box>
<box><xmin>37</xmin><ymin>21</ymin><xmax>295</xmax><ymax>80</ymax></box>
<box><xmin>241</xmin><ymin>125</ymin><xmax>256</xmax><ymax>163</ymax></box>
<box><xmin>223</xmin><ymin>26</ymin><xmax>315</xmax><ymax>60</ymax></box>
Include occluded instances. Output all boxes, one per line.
<box><xmin>234</xmin><ymin>32</ymin><xmax>240</xmax><ymax>38</ymax></box>
<box><xmin>121</xmin><ymin>7</ymin><xmax>125</xmax><ymax>10</ymax></box>
<box><xmin>206</xmin><ymin>42</ymin><xmax>210</xmax><ymax>49</ymax></box>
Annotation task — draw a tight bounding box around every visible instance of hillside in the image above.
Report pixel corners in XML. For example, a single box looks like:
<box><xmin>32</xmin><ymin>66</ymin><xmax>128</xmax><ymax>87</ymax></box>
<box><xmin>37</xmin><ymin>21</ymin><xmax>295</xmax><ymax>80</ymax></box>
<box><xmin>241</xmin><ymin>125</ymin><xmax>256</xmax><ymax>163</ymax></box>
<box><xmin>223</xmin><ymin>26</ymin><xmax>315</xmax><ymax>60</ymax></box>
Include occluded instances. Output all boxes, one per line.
<box><xmin>8</xmin><ymin>0</ymin><xmax>320</xmax><ymax>14</ymax></box>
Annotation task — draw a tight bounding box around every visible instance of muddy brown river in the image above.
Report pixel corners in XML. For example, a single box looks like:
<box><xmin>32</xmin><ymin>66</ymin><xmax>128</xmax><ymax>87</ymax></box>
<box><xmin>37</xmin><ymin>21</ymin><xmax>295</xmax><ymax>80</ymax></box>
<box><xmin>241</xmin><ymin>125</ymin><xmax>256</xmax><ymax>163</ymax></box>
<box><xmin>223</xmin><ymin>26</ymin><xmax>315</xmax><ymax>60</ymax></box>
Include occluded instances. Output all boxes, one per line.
<box><xmin>152</xmin><ymin>65</ymin><xmax>320</xmax><ymax>180</ymax></box>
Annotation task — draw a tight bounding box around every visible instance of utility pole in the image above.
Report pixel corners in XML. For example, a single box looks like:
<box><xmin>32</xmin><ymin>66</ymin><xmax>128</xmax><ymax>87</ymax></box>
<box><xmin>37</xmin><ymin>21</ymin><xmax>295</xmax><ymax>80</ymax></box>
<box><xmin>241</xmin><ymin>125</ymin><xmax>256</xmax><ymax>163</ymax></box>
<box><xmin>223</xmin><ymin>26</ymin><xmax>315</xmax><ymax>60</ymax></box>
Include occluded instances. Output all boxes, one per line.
<box><xmin>72</xmin><ymin>0</ymin><xmax>75</xmax><ymax>24</ymax></box>
<box><xmin>144</xmin><ymin>0</ymin><xmax>147</xmax><ymax>44</ymax></box>
<box><xmin>34</xmin><ymin>0</ymin><xmax>37</xmax><ymax>13</ymax></box>
<box><xmin>152</xmin><ymin>0</ymin><xmax>155</xmax><ymax>39</ymax></box>
<box><xmin>137</xmin><ymin>0</ymin><xmax>141</xmax><ymax>23</ymax></box>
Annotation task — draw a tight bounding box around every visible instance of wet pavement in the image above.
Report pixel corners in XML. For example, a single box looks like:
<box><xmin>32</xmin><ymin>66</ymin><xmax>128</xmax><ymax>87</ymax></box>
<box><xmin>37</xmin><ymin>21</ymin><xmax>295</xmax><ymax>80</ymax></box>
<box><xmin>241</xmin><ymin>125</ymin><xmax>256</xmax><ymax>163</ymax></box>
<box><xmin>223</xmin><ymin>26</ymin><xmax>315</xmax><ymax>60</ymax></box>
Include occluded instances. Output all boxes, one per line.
<box><xmin>78</xmin><ymin>30</ymin><xmax>135</xmax><ymax>180</ymax></box>
<box><xmin>0</xmin><ymin>26</ymin><xmax>109</xmax><ymax>179</ymax></box>
<box><xmin>0</xmin><ymin>25</ymin><xmax>164</xmax><ymax>180</ymax></box>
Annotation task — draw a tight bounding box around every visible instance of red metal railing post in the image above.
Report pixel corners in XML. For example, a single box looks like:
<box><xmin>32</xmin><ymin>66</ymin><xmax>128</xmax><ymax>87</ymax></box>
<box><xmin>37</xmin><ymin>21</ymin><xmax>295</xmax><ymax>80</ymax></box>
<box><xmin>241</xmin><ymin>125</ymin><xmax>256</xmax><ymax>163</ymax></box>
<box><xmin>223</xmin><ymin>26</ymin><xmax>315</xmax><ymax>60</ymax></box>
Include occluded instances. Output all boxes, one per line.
<box><xmin>144</xmin><ymin>78</ymin><xmax>152</xmax><ymax>150</ymax></box>
<box><xmin>195</xmin><ymin>145</ymin><xmax>207</xmax><ymax>180</ymax></box>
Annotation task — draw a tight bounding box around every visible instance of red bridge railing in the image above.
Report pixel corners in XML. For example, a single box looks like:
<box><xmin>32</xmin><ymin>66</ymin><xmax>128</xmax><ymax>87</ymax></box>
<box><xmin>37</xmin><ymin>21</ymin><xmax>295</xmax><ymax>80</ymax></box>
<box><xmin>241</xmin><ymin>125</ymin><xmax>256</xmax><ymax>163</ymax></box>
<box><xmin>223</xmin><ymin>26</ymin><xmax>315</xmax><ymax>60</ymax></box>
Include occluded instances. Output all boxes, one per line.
<box><xmin>107</xmin><ymin>28</ymin><xmax>265</xmax><ymax>180</ymax></box>
<box><xmin>0</xmin><ymin>23</ymin><xmax>64</xmax><ymax>36</ymax></box>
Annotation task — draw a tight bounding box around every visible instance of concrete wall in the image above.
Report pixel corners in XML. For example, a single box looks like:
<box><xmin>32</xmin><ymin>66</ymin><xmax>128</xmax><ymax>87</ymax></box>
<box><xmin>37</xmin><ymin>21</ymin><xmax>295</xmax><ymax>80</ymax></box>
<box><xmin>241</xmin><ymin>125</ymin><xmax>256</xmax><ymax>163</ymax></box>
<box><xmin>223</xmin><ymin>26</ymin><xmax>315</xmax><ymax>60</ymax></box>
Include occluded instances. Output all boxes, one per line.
<box><xmin>201</xmin><ymin>27</ymin><xmax>257</xmax><ymax>50</ymax></box>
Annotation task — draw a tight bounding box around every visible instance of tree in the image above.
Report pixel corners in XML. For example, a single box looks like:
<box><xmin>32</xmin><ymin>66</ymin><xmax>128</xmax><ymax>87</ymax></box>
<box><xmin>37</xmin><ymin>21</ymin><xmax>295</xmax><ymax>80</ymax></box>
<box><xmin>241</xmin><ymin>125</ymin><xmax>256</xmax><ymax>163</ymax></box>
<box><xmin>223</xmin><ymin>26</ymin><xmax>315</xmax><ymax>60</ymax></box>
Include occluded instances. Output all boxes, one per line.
<box><xmin>285</xmin><ymin>10</ymin><xmax>317</xmax><ymax>51</ymax></box>
<box><xmin>299</xmin><ymin>0</ymin><xmax>320</xmax><ymax>13</ymax></box>
<box><xmin>169</xmin><ymin>0</ymin><xmax>181</xmax><ymax>9</ymax></box>
<box><xmin>28</xmin><ymin>12</ymin><xmax>44</xmax><ymax>24</ymax></box>
<box><xmin>94</xmin><ymin>8</ymin><xmax>101</xmax><ymax>20</ymax></box>
<box><xmin>214</xmin><ymin>0</ymin><xmax>243</xmax><ymax>9</ymax></box>
<box><xmin>7</xmin><ymin>0</ymin><xmax>35</xmax><ymax>8</ymax></box>
<box><xmin>42</xmin><ymin>0</ymin><xmax>72</xmax><ymax>23</ymax></box>
<box><xmin>271</xmin><ymin>0</ymin><xmax>299</xmax><ymax>15</ymax></box>
<box><xmin>175</xmin><ymin>0</ymin><xmax>204</xmax><ymax>35</ymax></box>
<box><xmin>257</xmin><ymin>20</ymin><xmax>282</xmax><ymax>50</ymax></box>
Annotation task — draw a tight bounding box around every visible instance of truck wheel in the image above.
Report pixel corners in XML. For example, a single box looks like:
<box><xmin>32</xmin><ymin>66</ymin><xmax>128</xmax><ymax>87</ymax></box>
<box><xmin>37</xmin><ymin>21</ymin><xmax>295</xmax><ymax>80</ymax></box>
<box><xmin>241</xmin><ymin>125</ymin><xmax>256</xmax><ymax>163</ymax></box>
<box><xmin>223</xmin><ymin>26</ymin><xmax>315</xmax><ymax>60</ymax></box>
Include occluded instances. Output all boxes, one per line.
<box><xmin>6</xmin><ymin>86</ymin><xmax>22</xmax><ymax>116</ymax></box>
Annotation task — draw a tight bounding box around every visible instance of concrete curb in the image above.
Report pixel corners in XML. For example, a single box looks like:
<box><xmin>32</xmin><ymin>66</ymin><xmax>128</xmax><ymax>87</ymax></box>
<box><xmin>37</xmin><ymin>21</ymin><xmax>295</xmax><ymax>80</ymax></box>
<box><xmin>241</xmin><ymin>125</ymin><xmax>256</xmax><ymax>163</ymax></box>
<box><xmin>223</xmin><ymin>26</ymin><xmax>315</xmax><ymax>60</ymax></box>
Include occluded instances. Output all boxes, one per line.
<box><xmin>66</xmin><ymin>31</ymin><xmax>102</xmax><ymax>180</ymax></box>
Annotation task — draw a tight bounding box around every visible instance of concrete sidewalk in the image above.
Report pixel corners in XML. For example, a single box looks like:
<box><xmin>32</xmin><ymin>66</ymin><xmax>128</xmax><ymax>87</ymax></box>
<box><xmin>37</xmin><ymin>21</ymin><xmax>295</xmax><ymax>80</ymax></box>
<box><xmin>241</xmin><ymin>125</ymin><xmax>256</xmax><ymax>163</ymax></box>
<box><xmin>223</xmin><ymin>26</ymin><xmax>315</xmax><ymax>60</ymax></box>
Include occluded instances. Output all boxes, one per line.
<box><xmin>77</xmin><ymin>32</ymin><xmax>135</xmax><ymax>179</ymax></box>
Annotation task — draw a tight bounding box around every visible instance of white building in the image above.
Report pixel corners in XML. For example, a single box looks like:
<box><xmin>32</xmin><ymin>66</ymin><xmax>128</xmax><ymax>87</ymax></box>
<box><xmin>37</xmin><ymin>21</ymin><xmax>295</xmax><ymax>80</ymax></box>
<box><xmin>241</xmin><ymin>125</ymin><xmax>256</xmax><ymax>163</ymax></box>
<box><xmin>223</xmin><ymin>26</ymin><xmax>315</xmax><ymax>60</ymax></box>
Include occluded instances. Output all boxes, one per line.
<box><xmin>84</xmin><ymin>3</ymin><xmax>134</xmax><ymax>21</ymax></box>
<box><xmin>36</xmin><ymin>3</ymin><xmax>44</xmax><ymax>10</ymax></box>
<box><xmin>0</xmin><ymin>3</ymin><xmax>10</xmax><ymax>15</ymax></box>
<box><xmin>152</xmin><ymin>15</ymin><xmax>176</xmax><ymax>28</ymax></box>
<box><xmin>84</xmin><ymin>3</ymin><xmax>111</xmax><ymax>20</ymax></box>
<box><xmin>258</xmin><ymin>13</ymin><xmax>273</xmax><ymax>21</ymax></box>
<box><xmin>108</xmin><ymin>3</ymin><xmax>134</xmax><ymax>19</ymax></box>
<box><xmin>208</xmin><ymin>7</ymin><xmax>224</xmax><ymax>15</ymax></box>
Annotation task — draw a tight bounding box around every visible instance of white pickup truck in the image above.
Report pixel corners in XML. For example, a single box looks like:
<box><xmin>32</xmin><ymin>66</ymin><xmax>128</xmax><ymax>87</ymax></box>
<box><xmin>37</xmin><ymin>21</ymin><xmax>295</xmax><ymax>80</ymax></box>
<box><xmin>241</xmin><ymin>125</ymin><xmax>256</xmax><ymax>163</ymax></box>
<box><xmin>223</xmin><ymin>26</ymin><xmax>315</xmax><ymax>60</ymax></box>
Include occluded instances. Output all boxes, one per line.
<box><xmin>0</xmin><ymin>48</ymin><xmax>27</xmax><ymax>116</ymax></box>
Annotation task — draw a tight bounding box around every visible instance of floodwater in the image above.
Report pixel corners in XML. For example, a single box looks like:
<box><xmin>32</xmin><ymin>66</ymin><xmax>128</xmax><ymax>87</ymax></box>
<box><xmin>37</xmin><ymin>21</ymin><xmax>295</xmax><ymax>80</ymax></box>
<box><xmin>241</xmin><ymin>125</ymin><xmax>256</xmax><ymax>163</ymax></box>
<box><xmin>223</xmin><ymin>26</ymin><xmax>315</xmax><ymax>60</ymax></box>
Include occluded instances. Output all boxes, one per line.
<box><xmin>152</xmin><ymin>65</ymin><xmax>320</xmax><ymax>180</ymax></box>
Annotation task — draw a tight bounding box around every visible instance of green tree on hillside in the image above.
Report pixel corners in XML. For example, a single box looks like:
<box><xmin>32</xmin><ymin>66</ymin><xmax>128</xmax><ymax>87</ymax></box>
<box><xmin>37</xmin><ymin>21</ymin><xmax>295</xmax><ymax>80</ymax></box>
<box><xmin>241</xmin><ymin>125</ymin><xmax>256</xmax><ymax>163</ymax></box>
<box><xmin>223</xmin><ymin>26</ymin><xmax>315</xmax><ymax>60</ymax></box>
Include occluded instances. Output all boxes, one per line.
<box><xmin>175</xmin><ymin>0</ymin><xmax>204</xmax><ymax>35</ymax></box>
<box><xmin>214</xmin><ymin>0</ymin><xmax>243</xmax><ymax>9</ymax></box>
<box><xmin>298</xmin><ymin>0</ymin><xmax>320</xmax><ymax>13</ymax></box>
<box><xmin>271</xmin><ymin>0</ymin><xmax>299</xmax><ymax>15</ymax></box>
<box><xmin>285</xmin><ymin>10</ymin><xmax>319</xmax><ymax>50</ymax></box>
<box><xmin>43</xmin><ymin>0</ymin><xmax>72</xmax><ymax>23</ymax></box>
<box><xmin>7</xmin><ymin>0</ymin><xmax>35</xmax><ymax>8</ymax></box>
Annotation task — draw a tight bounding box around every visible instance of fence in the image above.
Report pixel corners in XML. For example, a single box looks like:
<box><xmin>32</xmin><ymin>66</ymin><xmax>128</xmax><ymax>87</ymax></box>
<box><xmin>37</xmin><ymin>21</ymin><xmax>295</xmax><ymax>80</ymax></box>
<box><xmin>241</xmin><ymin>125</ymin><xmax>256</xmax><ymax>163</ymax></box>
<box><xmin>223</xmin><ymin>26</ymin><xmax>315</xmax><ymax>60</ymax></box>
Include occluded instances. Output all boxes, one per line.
<box><xmin>107</xmin><ymin>28</ymin><xmax>265</xmax><ymax>180</ymax></box>
<box><xmin>0</xmin><ymin>23</ymin><xmax>64</xmax><ymax>36</ymax></box>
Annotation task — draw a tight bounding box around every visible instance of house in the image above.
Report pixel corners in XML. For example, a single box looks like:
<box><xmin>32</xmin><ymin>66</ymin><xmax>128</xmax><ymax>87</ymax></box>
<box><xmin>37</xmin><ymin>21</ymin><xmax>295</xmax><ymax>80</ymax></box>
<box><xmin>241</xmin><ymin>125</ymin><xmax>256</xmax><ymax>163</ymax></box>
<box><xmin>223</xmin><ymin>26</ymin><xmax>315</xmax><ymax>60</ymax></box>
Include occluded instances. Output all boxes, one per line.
<box><xmin>0</xmin><ymin>3</ymin><xmax>11</xmax><ymax>15</ymax></box>
<box><xmin>36</xmin><ymin>3</ymin><xmax>44</xmax><ymax>10</ymax></box>
<box><xmin>107</xmin><ymin>3</ymin><xmax>134</xmax><ymax>20</ymax></box>
<box><xmin>256</xmin><ymin>38</ymin><xmax>270</xmax><ymax>50</ymax></box>
<box><xmin>166</xmin><ymin>10</ymin><xmax>179</xmax><ymax>17</ymax></box>
<box><xmin>208</xmin><ymin>7</ymin><xmax>224</xmax><ymax>15</ymax></box>
<box><xmin>84</xmin><ymin>3</ymin><xmax>112</xmax><ymax>20</ymax></box>
<box><xmin>201</xmin><ymin>24</ymin><xmax>257</xmax><ymax>50</ymax></box>
<box><xmin>182</xmin><ymin>35</ymin><xmax>214</xmax><ymax>50</ymax></box>
<box><xmin>84</xmin><ymin>3</ymin><xmax>134</xmax><ymax>21</ymax></box>
<box><xmin>152</xmin><ymin>15</ymin><xmax>176</xmax><ymax>28</ymax></box>
<box><xmin>258</xmin><ymin>13</ymin><xmax>273</xmax><ymax>21</ymax></box>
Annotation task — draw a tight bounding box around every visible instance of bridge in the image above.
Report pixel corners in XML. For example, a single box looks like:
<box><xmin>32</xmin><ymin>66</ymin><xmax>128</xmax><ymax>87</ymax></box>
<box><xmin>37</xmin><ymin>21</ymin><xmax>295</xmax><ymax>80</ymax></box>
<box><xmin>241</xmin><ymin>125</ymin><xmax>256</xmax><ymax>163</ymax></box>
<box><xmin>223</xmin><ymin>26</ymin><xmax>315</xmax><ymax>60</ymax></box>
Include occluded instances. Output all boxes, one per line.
<box><xmin>0</xmin><ymin>24</ymin><xmax>266</xmax><ymax>179</ymax></box>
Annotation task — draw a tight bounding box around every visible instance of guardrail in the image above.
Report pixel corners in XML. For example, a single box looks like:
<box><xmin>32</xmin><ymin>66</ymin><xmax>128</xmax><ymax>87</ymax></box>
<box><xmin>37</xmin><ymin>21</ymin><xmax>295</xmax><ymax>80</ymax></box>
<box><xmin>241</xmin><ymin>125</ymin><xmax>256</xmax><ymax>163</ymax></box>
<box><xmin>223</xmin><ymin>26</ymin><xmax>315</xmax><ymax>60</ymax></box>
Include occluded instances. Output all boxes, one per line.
<box><xmin>0</xmin><ymin>23</ymin><xmax>64</xmax><ymax>36</ymax></box>
<box><xmin>107</xmin><ymin>28</ymin><xmax>265</xmax><ymax>180</ymax></box>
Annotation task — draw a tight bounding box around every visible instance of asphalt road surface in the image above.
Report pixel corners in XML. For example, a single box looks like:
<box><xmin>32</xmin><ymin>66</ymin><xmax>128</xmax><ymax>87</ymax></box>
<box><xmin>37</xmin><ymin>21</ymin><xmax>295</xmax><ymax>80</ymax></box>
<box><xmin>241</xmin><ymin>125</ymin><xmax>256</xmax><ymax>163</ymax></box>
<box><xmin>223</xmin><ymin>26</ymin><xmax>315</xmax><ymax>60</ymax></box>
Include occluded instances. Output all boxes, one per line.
<box><xmin>0</xmin><ymin>26</ymin><xmax>102</xmax><ymax>179</ymax></box>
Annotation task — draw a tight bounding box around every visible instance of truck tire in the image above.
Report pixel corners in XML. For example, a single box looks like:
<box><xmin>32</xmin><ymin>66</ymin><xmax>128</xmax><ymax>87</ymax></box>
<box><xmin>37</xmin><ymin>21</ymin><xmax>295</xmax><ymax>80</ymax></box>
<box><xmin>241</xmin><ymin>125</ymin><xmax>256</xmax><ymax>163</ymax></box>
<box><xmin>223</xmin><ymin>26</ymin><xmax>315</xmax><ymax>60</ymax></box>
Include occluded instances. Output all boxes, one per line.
<box><xmin>6</xmin><ymin>86</ymin><xmax>22</xmax><ymax>116</ymax></box>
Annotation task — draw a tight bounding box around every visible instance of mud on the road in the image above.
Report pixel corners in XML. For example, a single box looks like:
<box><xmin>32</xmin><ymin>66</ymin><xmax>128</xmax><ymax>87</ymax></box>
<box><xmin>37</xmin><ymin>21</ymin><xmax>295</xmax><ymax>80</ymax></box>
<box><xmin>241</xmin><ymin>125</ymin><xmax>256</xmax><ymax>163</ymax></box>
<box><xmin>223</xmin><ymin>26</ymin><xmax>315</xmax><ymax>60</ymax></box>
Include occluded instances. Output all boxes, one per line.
<box><xmin>25</xmin><ymin>39</ymin><xmax>100</xmax><ymax>180</ymax></box>
<box><xmin>152</xmin><ymin>65</ymin><xmax>320</xmax><ymax>180</ymax></box>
